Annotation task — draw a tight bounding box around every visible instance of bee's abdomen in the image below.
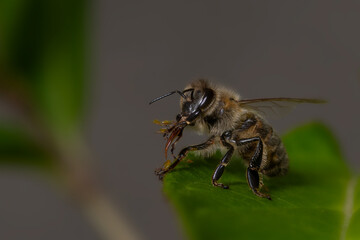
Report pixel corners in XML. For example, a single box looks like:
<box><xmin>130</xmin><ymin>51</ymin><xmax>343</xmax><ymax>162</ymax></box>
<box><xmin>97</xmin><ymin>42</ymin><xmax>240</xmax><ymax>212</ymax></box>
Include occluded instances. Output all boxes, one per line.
<box><xmin>261</xmin><ymin>134</ymin><xmax>289</xmax><ymax>177</ymax></box>
<box><xmin>248</xmin><ymin>119</ymin><xmax>288</xmax><ymax>177</ymax></box>
<box><xmin>234</xmin><ymin>115</ymin><xmax>289</xmax><ymax>177</ymax></box>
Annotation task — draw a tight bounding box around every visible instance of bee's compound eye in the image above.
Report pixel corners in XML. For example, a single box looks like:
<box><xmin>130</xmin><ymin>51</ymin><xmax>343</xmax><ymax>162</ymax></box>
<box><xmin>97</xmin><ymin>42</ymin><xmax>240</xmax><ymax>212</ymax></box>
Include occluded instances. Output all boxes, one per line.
<box><xmin>192</xmin><ymin>89</ymin><xmax>202</xmax><ymax>99</ymax></box>
<box><xmin>198</xmin><ymin>88</ymin><xmax>214</xmax><ymax>110</ymax></box>
<box><xmin>176</xmin><ymin>114</ymin><xmax>181</xmax><ymax>121</ymax></box>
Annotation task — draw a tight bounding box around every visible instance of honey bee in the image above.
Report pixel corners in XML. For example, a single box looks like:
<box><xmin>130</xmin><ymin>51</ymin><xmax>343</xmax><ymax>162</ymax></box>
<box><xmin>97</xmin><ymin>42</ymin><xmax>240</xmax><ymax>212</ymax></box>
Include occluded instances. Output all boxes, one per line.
<box><xmin>150</xmin><ymin>79</ymin><xmax>324</xmax><ymax>200</ymax></box>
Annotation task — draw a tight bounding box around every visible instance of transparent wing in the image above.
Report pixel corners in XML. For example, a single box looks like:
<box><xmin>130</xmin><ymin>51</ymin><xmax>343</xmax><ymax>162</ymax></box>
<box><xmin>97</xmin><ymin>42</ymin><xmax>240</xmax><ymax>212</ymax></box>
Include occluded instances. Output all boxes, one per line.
<box><xmin>236</xmin><ymin>98</ymin><xmax>326</xmax><ymax>119</ymax></box>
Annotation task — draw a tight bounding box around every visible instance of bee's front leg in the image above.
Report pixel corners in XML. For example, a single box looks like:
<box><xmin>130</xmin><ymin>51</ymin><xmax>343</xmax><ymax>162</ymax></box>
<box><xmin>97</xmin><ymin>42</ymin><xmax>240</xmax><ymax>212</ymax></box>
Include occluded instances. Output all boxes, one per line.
<box><xmin>154</xmin><ymin>161</ymin><xmax>172</xmax><ymax>180</ymax></box>
<box><xmin>155</xmin><ymin>136</ymin><xmax>215</xmax><ymax>180</ymax></box>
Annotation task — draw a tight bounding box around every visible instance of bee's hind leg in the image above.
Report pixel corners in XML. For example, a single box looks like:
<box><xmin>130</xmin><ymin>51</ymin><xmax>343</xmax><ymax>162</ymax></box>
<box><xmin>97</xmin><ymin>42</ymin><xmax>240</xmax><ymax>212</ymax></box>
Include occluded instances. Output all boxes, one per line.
<box><xmin>246</xmin><ymin>168</ymin><xmax>271</xmax><ymax>200</ymax></box>
<box><xmin>236</xmin><ymin>137</ymin><xmax>271</xmax><ymax>200</ymax></box>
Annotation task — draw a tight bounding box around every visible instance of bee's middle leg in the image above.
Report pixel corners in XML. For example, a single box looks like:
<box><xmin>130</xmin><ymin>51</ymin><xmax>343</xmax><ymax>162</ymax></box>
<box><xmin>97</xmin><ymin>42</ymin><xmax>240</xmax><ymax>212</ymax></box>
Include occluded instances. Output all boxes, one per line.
<box><xmin>212</xmin><ymin>132</ymin><xmax>234</xmax><ymax>189</ymax></box>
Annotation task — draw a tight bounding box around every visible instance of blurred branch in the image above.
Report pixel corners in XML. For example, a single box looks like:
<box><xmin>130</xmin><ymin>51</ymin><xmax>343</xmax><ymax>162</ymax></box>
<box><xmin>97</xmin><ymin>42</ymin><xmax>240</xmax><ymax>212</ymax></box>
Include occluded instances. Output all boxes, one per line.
<box><xmin>84</xmin><ymin>193</ymin><xmax>141</xmax><ymax>240</ymax></box>
<box><xmin>0</xmin><ymin>72</ymin><xmax>142</xmax><ymax>240</ymax></box>
<box><xmin>55</xmin><ymin>132</ymin><xmax>142</xmax><ymax>240</ymax></box>
<box><xmin>0</xmin><ymin>1</ymin><xmax>142</xmax><ymax>239</ymax></box>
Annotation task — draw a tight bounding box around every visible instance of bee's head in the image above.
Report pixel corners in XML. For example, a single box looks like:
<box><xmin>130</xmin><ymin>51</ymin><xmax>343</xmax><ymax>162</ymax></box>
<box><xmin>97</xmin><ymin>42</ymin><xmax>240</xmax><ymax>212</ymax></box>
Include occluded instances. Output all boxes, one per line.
<box><xmin>149</xmin><ymin>79</ymin><xmax>215</xmax><ymax>159</ymax></box>
<box><xmin>149</xmin><ymin>79</ymin><xmax>215</xmax><ymax>125</ymax></box>
<box><xmin>177</xmin><ymin>85</ymin><xmax>215</xmax><ymax>124</ymax></box>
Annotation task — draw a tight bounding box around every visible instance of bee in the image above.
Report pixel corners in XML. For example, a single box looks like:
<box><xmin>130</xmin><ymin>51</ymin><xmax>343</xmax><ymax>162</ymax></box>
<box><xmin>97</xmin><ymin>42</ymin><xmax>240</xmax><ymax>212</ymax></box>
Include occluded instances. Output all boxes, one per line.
<box><xmin>150</xmin><ymin>79</ymin><xmax>324</xmax><ymax>200</ymax></box>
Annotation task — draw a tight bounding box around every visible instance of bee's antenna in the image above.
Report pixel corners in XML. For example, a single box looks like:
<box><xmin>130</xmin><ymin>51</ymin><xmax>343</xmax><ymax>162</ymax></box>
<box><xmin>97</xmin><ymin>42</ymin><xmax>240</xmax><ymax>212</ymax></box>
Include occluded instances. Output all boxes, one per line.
<box><xmin>149</xmin><ymin>89</ymin><xmax>193</xmax><ymax>105</ymax></box>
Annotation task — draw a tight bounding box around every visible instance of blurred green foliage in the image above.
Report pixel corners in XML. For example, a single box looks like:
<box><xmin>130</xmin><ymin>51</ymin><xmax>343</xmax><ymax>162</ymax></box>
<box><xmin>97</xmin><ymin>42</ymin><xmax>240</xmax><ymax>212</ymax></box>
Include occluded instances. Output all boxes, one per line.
<box><xmin>0</xmin><ymin>0</ymin><xmax>87</xmax><ymax>169</ymax></box>
<box><xmin>163</xmin><ymin>122</ymin><xmax>359</xmax><ymax>240</ymax></box>
<box><xmin>0</xmin><ymin>123</ymin><xmax>54</xmax><ymax>169</ymax></box>
<box><xmin>0</xmin><ymin>0</ymin><xmax>86</xmax><ymax>136</ymax></box>
<box><xmin>0</xmin><ymin>4</ymin><xmax>141</xmax><ymax>240</ymax></box>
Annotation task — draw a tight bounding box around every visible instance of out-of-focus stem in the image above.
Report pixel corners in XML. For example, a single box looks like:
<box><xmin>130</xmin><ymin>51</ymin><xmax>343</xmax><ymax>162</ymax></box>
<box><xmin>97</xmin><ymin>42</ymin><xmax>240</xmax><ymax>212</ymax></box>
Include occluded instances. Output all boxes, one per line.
<box><xmin>82</xmin><ymin>193</ymin><xmax>141</xmax><ymax>240</ymax></box>
<box><xmin>0</xmin><ymin>77</ymin><xmax>142</xmax><ymax>240</ymax></box>
<box><xmin>56</xmin><ymin>134</ymin><xmax>142</xmax><ymax>240</ymax></box>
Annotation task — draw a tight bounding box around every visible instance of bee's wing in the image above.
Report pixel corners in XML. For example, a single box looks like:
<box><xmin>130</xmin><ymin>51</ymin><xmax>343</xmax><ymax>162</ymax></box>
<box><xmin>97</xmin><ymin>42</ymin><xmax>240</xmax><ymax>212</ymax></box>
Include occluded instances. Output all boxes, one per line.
<box><xmin>236</xmin><ymin>98</ymin><xmax>326</xmax><ymax>119</ymax></box>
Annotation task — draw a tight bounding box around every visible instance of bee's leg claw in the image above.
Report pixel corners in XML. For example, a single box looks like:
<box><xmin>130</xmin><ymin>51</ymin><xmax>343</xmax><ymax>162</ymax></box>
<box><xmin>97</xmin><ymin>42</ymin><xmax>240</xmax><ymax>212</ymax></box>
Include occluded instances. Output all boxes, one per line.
<box><xmin>246</xmin><ymin>167</ymin><xmax>271</xmax><ymax>200</ymax></box>
<box><xmin>154</xmin><ymin>168</ymin><xmax>168</xmax><ymax>180</ymax></box>
<box><xmin>212</xmin><ymin>181</ymin><xmax>229</xmax><ymax>189</ymax></box>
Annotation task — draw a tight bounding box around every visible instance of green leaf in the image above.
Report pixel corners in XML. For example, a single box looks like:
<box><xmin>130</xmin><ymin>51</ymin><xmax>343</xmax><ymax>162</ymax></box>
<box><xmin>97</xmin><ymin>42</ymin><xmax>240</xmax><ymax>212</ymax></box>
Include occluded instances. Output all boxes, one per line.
<box><xmin>0</xmin><ymin>123</ymin><xmax>55</xmax><ymax>171</ymax></box>
<box><xmin>0</xmin><ymin>0</ymin><xmax>87</xmax><ymax>137</ymax></box>
<box><xmin>162</xmin><ymin>122</ymin><xmax>358</xmax><ymax>240</ymax></box>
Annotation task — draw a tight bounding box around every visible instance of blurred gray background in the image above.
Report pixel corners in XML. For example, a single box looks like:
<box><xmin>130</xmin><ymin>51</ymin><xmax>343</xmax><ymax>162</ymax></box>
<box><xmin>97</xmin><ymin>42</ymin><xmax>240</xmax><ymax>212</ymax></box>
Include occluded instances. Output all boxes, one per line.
<box><xmin>1</xmin><ymin>1</ymin><xmax>360</xmax><ymax>239</ymax></box>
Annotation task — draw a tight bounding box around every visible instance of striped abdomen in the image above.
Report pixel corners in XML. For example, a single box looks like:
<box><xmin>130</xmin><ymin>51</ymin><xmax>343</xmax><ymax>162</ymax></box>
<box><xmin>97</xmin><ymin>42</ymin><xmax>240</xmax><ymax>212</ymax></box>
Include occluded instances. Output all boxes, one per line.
<box><xmin>234</xmin><ymin>114</ymin><xmax>289</xmax><ymax>177</ymax></box>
